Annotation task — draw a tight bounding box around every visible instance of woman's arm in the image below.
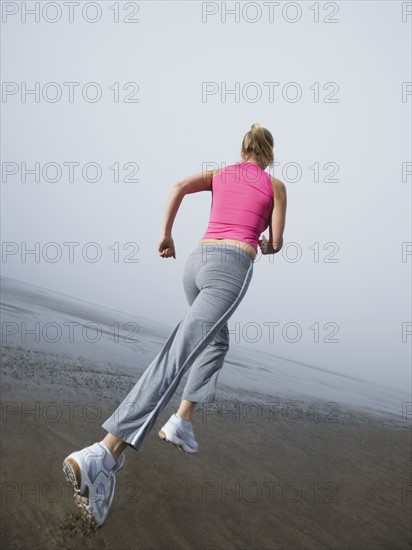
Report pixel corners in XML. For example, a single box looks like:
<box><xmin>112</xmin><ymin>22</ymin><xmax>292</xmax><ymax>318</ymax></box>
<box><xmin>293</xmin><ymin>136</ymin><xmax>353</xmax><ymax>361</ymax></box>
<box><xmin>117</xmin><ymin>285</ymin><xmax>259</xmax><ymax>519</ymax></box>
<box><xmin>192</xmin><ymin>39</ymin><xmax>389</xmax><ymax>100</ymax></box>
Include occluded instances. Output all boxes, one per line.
<box><xmin>158</xmin><ymin>170</ymin><xmax>214</xmax><ymax>259</ymax></box>
<box><xmin>259</xmin><ymin>177</ymin><xmax>287</xmax><ymax>255</ymax></box>
<box><xmin>160</xmin><ymin>184</ymin><xmax>185</xmax><ymax>239</ymax></box>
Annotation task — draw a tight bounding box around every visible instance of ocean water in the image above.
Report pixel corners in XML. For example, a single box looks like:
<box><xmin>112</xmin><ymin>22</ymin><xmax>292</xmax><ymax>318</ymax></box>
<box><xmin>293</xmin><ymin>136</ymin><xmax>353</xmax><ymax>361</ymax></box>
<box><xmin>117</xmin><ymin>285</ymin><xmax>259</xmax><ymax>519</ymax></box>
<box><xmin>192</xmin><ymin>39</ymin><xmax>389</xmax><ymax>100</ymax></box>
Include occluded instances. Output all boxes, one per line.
<box><xmin>1</xmin><ymin>275</ymin><xmax>410</xmax><ymax>423</ymax></box>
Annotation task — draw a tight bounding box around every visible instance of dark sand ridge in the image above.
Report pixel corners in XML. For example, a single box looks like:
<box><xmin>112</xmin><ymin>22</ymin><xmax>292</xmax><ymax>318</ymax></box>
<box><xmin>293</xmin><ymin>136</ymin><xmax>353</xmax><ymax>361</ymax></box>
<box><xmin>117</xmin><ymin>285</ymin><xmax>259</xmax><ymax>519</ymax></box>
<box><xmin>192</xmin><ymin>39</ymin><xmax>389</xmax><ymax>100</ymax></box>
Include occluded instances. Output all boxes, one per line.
<box><xmin>1</xmin><ymin>344</ymin><xmax>411</xmax><ymax>550</ymax></box>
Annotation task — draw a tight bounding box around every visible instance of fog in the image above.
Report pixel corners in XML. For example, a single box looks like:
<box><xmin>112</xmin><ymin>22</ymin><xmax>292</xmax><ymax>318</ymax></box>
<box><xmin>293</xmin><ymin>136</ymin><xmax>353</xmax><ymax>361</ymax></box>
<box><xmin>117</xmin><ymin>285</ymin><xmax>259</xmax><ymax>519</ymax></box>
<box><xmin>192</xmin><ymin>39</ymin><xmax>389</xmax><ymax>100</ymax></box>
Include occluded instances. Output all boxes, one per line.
<box><xmin>1</xmin><ymin>1</ymin><xmax>411</xmax><ymax>391</ymax></box>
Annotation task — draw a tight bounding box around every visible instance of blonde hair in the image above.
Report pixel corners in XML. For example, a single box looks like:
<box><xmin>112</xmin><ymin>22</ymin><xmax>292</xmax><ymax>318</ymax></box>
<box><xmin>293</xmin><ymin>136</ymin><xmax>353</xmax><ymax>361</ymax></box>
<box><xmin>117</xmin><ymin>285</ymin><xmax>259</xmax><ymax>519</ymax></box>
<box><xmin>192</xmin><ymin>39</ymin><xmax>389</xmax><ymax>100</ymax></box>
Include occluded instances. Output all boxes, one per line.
<box><xmin>241</xmin><ymin>123</ymin><xmax>274</xmax><ymax>170</ymax></box>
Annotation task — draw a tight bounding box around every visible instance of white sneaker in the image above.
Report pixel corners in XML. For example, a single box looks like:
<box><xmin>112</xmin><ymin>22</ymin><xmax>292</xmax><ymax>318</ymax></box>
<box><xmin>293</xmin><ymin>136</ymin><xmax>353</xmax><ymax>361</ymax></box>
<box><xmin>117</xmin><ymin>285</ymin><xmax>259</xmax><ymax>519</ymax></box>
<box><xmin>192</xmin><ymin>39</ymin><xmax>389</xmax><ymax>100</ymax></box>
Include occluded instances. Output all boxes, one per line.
<box><xmin>158</xmin><ymin>413</ymin><xmax>199</xmax><ymax>454</ymax></box>
<box><xmin>62</xmin><ymin>441</ymin><xmax>125</xmax><ymax>527</ymax></box>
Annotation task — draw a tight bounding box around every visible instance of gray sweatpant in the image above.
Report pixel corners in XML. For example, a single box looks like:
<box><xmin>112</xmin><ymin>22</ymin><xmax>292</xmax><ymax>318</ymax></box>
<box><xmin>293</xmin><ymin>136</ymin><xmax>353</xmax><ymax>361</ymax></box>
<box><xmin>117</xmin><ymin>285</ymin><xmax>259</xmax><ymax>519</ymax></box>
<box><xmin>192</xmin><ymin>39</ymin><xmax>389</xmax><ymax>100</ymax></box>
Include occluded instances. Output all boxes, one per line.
<box><xmin>101</xmin><ymin>242</ymin><xmax>254</xmax><ymax>452</ymax></box>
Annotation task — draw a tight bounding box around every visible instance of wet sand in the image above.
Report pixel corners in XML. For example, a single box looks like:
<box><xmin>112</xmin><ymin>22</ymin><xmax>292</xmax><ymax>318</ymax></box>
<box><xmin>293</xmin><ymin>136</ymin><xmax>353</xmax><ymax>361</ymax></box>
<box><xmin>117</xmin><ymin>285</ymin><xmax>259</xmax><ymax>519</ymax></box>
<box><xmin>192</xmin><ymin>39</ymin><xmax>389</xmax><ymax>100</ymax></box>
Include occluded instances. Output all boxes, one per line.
<box><xmin>1</xmin><ymin>343</ymin><xmax>411</xmax><ymax>550</ymax></box>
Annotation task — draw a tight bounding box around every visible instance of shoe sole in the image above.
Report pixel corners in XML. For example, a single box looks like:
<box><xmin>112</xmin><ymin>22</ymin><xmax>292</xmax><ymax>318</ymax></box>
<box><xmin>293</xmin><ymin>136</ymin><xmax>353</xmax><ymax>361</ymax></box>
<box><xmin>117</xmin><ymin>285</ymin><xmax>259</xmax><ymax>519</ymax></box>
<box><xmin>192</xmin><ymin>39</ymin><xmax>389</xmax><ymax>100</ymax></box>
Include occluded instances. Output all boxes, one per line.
<box><xmin>62</xmin><ymin>457</ymin><xmax>98</xmax><ymax>529</ymax></box>
<box><xmin>158</xmin><ymin>430</ymin><xmax>197</xmax><ymax>454</ymax></box>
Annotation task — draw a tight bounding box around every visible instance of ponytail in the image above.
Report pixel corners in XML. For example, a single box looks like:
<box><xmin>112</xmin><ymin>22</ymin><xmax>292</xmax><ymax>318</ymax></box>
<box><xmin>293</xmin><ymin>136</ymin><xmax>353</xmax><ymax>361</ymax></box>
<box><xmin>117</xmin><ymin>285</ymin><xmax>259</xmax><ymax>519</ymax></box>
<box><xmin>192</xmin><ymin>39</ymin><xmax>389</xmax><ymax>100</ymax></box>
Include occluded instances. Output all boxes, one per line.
<box><xmin>241</xmin><ymin>123</ymin><xmax>274</xmax><ymax>169</ymax></box>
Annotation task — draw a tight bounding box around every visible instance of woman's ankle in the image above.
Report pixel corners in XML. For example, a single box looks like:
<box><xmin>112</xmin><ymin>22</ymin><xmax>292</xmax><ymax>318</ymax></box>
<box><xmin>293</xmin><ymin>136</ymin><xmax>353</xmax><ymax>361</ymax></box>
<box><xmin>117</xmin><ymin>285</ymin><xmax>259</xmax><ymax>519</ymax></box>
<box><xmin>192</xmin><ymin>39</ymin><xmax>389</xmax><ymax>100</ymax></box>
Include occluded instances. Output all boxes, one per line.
<box><xmin>102</xmin><ymin>433</ymin><xmax>128</xmax><ymax>461</ymax></box>
<box><xmin>176</xmin><ymin>400</ymin><xmax>197</xmax><ymax>422</ymax></box>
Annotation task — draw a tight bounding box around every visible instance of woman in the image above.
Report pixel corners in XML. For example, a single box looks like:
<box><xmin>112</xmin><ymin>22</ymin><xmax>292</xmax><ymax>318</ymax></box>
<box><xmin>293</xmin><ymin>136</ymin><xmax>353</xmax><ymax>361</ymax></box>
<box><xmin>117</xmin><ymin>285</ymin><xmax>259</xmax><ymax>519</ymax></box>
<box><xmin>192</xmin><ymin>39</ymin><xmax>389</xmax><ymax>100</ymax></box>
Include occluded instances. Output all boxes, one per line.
<box><xmin>62</xmin><ymin>122</ymin><xmax>287</xmax><ymax>527</ymax></box>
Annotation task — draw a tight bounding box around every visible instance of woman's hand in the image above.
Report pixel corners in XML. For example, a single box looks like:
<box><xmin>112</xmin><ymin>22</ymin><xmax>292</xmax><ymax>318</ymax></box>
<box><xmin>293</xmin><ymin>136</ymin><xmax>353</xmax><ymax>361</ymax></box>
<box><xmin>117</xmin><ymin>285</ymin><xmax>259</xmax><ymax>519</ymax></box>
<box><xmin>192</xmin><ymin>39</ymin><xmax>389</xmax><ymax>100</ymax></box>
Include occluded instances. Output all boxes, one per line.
<box><xmin>158</xmin><ymin>235</ymin><xmax>176</xmax><ymax>259</ymax></box>
<box><xmin>258</xmin><ymin>234</ymin><xmax>275</xmax><ymax>255</ymax></box>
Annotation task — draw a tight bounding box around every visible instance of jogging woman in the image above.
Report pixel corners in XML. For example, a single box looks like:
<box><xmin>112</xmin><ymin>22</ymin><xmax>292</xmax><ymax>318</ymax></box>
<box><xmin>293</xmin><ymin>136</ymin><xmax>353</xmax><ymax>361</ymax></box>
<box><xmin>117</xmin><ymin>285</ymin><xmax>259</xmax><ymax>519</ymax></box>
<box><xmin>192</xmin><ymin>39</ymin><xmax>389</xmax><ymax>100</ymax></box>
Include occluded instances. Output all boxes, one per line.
<box><xmin>62</xmin><ymin>122</ymin><xmax>287</xmax><ymax>527</ymax></box>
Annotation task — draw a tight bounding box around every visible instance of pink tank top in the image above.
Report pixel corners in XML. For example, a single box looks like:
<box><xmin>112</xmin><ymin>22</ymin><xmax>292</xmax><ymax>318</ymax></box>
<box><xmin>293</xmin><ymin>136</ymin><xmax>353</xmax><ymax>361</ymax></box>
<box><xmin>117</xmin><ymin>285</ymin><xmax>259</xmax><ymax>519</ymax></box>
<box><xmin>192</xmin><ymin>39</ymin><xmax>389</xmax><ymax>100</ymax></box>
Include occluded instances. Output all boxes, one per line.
<box><xmin>202</xmin><ymin>162</ymin><xmax>274</xmax><ymax>250</ymax></box>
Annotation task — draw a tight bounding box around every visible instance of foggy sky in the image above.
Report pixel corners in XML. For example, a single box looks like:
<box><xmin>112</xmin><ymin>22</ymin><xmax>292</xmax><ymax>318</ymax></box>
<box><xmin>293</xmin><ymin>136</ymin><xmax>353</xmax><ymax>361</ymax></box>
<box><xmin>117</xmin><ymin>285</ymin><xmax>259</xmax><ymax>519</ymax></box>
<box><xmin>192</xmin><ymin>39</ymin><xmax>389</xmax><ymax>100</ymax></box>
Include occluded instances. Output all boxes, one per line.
<box><xmin>1</xmin><ymin>1</ymin><xmax>411</xmax><ymax>391</ymax></box>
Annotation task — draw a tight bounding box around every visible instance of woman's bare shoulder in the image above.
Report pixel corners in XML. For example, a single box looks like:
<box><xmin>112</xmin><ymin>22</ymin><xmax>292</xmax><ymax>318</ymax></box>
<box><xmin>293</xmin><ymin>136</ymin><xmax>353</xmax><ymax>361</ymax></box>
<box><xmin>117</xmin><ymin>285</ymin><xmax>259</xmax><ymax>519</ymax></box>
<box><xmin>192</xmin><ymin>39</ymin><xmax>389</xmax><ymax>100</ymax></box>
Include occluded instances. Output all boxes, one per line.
<box><xmin>203</xmin><ymin>168</ymin><xmax>224</xmax><ymax>182</ymax></box>
<box><xmin>211</xmin><ymin>168</ymin><xmax>224</xmax><ymax>177</ymax></box>
<box><xmin>269</xmin><ymin>175</ymin><xmax>286</xmax><ymax>194</ymax></box>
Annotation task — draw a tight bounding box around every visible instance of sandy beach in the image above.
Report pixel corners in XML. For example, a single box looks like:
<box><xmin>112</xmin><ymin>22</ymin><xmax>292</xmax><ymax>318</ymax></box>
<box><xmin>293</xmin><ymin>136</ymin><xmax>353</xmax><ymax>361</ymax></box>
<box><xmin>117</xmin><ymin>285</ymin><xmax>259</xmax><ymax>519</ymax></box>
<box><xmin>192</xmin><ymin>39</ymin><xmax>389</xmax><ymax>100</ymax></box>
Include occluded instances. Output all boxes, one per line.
<box><xmin>1</xmin><ymin>276</ymin><xmax>411</xmax><ymax>549</ymax></box>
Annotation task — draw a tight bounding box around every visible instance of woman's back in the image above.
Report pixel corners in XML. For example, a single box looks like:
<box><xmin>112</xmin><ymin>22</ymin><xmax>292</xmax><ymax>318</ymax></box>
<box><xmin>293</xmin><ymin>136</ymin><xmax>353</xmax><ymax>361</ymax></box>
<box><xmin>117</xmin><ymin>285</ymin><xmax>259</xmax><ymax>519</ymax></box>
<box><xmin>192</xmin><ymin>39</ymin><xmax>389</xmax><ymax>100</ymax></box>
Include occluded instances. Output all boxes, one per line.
<box><xmin>202</xmin><ymin>161</ymin><xmax>274</xmax><ymax>251</ymax></box>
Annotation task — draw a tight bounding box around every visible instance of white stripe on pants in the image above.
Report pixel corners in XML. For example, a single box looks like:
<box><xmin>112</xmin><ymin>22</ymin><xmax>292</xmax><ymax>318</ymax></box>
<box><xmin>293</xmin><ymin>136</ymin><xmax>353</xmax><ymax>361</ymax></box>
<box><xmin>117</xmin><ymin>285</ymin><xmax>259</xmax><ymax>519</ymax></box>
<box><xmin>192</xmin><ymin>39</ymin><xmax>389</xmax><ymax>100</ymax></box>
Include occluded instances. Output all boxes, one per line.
<box><xmin>101</xmin><ymin>242</ymin><xmax>254</xmax><ymax>452</ymax></box>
